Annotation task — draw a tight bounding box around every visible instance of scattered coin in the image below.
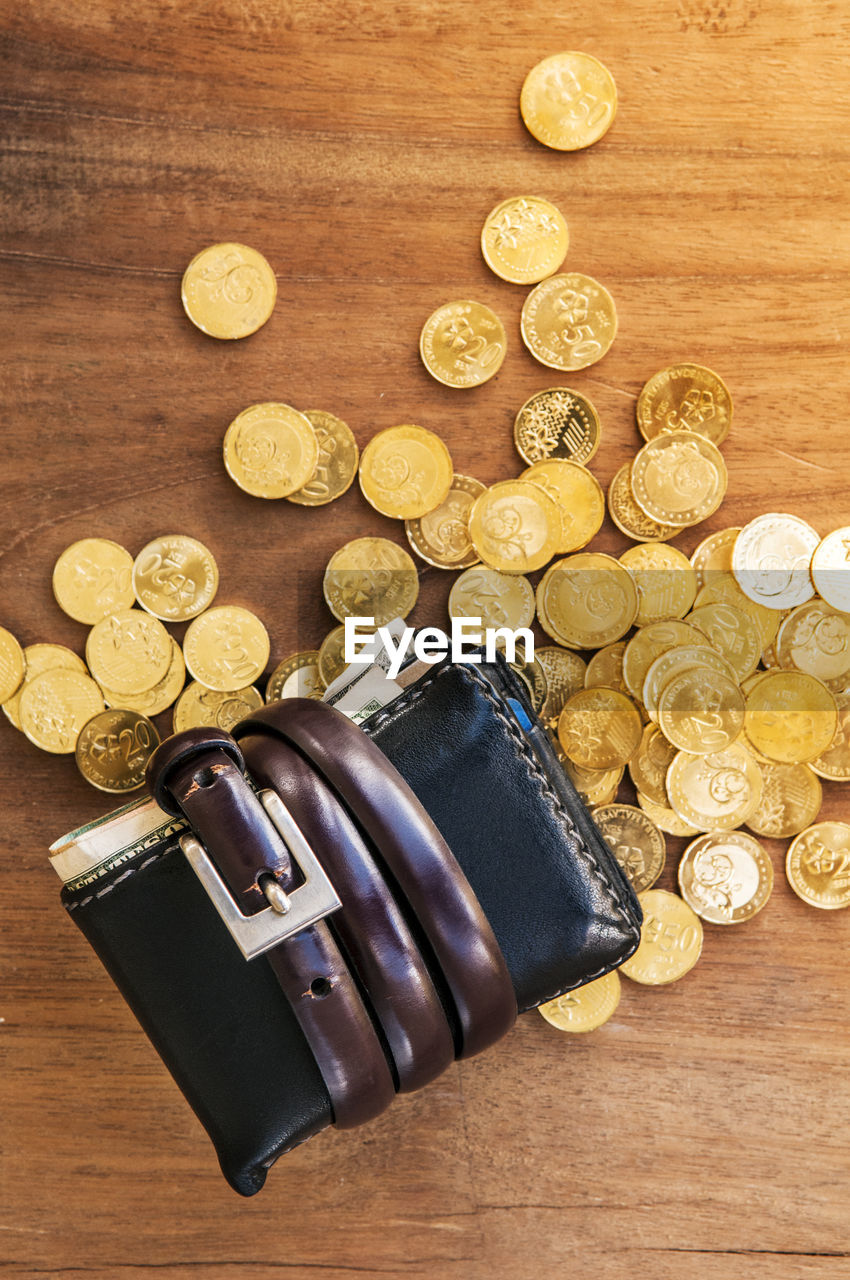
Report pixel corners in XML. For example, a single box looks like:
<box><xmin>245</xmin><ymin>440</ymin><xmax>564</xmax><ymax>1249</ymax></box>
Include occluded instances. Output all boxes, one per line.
<box><xmin>448</xmin><ymin>566</ymin><xmax>535</xmax><ymax>634</ymax></box>
<box><xmin>666</xmin><ymin>742</ymin><xmax>763</xmax><ymax>831</ymax></box>
<box><xmin>631</xmin><ymin>431</ymin><xmax>727</xmax><ymax>527</ymax></box>
<box><xmin>621</xmin><ymin>619</ymin><xmax>707</xmax><ymax>702</ymax></box>
<box><xmin>520</xmin><ymin>458</ymin><xmax>605</xmax><ymax>553</ymax></box>
<box><xmin>223</xmin><ymin>402</ymin><xmax>319</xmax><ymax>499</ymax></box>
<box><xmin>520</xmin><ymin>51</ymin><xmax>617</xmax><ymax>151</ymax></box>
<box><xmin>810</xmin><ymin>527</ymin><xmax>850</xmax><ymax>613</ymax></box>
<box><xmin>323</xmin><ymin>537</ymin><xmax>419</xmax><ymax>626</ymax></box>
<box><xmin>317</xmin><ymin>626</ymin><xmax>349</xmax><ymax>689</ymax></box>
<box><xmin>537</xmin><ymin>646</ymin><xmax>587</xmax><ymax>732</ymax></box>
<box><xmin>19</xmin><ymin>668</ymin><xmax>105</xmax><ymax>754</ymax></box>
<box><xmin>52</xmin><ymin>538</ymin><xmax>135</xmax><ymax>625</ymax></box>
<box><xmin>619</xmin><ymin>889</ymin><xmax>703</xmax><ymax>985</ymax></box>
<box><xmin>657</xmin><ymin>667</ymin><xmax>744</xmax><ymax>755</ymax></box>
<box><xmin>181</xmin><ymin>242</ymin><xmax>277</xmax><ymax>340</ymax></box>
<box><xmin>132</xmin><ymin>534</ymin><xmax>219</xmax><ymax>622</ymax></box>
<box><xmin>538</xmin><ymin>553</ymin><xmax>638</xmax><ymax>649</ymax></box>
<box><xmin>406</xmin><ymin>474</ymin><xmax>485</xmax><ymax>569</ymax></box>
<box><xmin>75</xmin><ymin>709</ymin><xmax>160</xmax><ymax>792</ymax></box>
<box><xmin>0</xmin><ymin>627</ymin><xmax>25</xmax><ymax>703</ymax></box>
<box><xmin>521</xmin><ymin>272</ymin><xmax>617</xmax><ymax>371</ymax></box>
<box><xmin>86</xmin><ymin>609</ymin><xmax>172</xmax><ymax>696</ymax></box>
<box><xmin>557</xmin><ymin>686</ymin><xmax>642</xmax><ymax>770</ymax></box>
<box><xmin>642</xmin><ymin>644</ymin><xmax>736</xmax><ymax>723</ymax></box>
<box><xmin>731</xmin><ymin>513</ymin><xmax>819</xmax><ymax>611</ymax></box>
<box><xmin>786</xmin><ymin>822</ymin><xmax>850</xmax><ymax>910</ymax></box>
<box><xmin>359</xmin><ymin>424</ymin><xmax>453</xmax><ymax>519</ymax></box>
<box><xmin>419</xmin><ymin>300</ymin><xmax>506</xmax><ymax>388</ymax></box>
<box><xmin>678</xmin><ymin>831</ymin><xmax>773</xmax><ymax>925</ymax></box>
<box><xmin>2</xmin><ymin>643</ymin><xmax>87</xmax><ymax>731</ymax></box>
<box><xmin>584</xmin><ymin>641</ymin><xmax>628</xmax><ymax>695</ymax></box>
<box><xmin>514</xmin><ymin>386</ymin><xmax>601</xmax><ymax>466</ymax></box>
<box><xmin>468</xmin><ymin>479</ymin><xmax>561</xmax><ymax>574</ymax></box>
<box><xmin>607</xmin><ymin>463</ymin><xmax>680</xmax><ymax>542</ymax></box>
<box><xmin>174</xmin><ymin>681</ymin><xmax>265</xmax><ymax>732</ymax></box>
<box><xmin>746</xmin><ymin>761</ymin><xmax>823</xmax><ymax>838</ymax></box>
<box><xmin>636</xmin><ymin>363</ymin><xmax>733</xmax><ymax>446</ymax></box>
<box><xmin>265</xmin><ymin>651</ymin><xmax>325</xmax><ymax>702</ymax></box>
<box><xmin>538</xmin><ymin>970</ymin><xmax>621</xmax><ymax>1033</ymax></box>
<box><xmin>592</xmin><ymin>803</ymin><xmax>666</xmax><ymax>892</ymax></box>
<box><xmin>98</xmin><ymin>639</ymin><xmax>186</xmax><ymax>717</ymax></box>
<box><xmin>687</xmin><ymin>601</ymin><xmax>761</xmax><ymax>682</ymax></box>
<box><xmin>690</xmin><ymin>527</ymin><xmax>741</xmax><ymax>592</ymax></box>
<box><xmin>481</xmin><ymin>195</ymin><xmax>569</xmax><ymax>284</ymax></box>
<box><xmin>775</xmin><ymin>600</ymin><xmax>850</xmax><ymax>684</ymax></box>
<box><xmin>810</xmin><ymin>693</ymin><xmax>850</xmax><ymax>781</ymax></box>
<box><xmin>619</xmin><ymin>542</ymin><xmax>697</xmax><ymax>626</ymax></box>
<box><xmin>744</xmin><ymin>671</ymin><xmax>837</xmax><ymax>764</ymax></box>
<box><xmin>183</xmin><ymin>605</ymin><xmax>270</xmax><ymax>693</ymax></box>
<box><xmin>694</xmin><ymin>570</ymin><xmax>780</xmax><ymax>650</ymax></box>
<box><xmin>286</xmin><ymin>411</ymin><xmax>360</xmax><ymax>507</ymax></box>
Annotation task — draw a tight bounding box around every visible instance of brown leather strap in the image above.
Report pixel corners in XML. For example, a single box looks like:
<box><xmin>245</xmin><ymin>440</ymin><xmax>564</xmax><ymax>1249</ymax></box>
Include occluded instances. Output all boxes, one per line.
<box><xmin>146</xmin><ymin>734</ymin><xmax>396</xmax><ymax>1130</ymax></box>
<box><xmin>238</xmin><ymin>730</ymin><xmax>456</xmax><ymax>1093</ymax></box>
<box><xmin>234</xmin><ymin>699</ymin><xmax>518</xmax><ymax>1059</ymax></box>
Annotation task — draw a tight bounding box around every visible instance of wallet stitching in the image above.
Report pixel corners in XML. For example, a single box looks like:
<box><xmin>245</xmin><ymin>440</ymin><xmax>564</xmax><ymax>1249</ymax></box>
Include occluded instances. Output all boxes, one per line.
<box><xmin>368</xmin><ymin>662</ymin><xmax>639</xmax><ymax>1005</ymax></box>
<box><xmin>65</xmin><ymin>848</ymin><xmax>175</xmax><ymax>911</ymax></box>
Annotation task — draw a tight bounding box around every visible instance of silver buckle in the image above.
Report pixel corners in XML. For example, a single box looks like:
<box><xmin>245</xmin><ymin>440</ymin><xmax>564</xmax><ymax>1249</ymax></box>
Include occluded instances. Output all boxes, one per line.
<box><xmin>179</xmin><ymin>788</ymin><xmax>341</xmax><ymax>961</ymax></box>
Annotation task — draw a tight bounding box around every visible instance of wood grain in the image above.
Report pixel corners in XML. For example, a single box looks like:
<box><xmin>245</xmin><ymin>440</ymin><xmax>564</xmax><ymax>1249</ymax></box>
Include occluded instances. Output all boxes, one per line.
<box><xmin>2</xmin><ymin>1</ymin><xmax>850</xmax><ymax>1276</ymax></box>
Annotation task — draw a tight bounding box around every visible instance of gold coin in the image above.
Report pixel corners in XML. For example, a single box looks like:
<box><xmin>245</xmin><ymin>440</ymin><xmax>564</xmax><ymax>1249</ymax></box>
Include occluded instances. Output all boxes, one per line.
<box><xmin>592</xmin><ymin>803</ymin><xmax>666</xmax><ymax>892</ymax></box>
<box><xmin>358</xmin><ymin>424</ymin><xmax>453</xmax><ymax>519</ymax></box>
<box><xmin>606</xmin><ymin>463</ymin><xmax>680</xmax><ymax>543</ymax></box>
<box><xmin>2</xmin><ymin>643</ymin><xmax>86</xmax><ymax>731</ymax></box>
<box><xmin>52</xmin><ymin>538</ymin><xmax>135</xmax><ymax>625</ymax></box>
<box><xmin>448</xmin><ymin>566</ymin><xmax>535</xmax><ymax>637</ymax></box>
<box><xmin>557</xmin><ymin>687</ymin><xmax>642</xmax><ymax>770</ymax></box>
<box><xmin>631</xmin><ymin>431</ymin><xmax>727</xmax><ymax>527</ymax></box>
<box><xmin>86</xmin><ymin>609</ymin><xmax>172</xmax><ymax>696</ymax></box>
<box><xmin>810</xmin><ymin>692</ymin><xmax>850</xmax><ymax>780</ymax></box>
<box><xmin>183</xmin><ymin>605</ymin><xmax>270</xmax><ymax>692</ymax></box>
<box><xmin>678</xmin><ymin>831</ymin><xmax>773</xmax><ymax>925</ymax></box>
<box><xmin>620</xmin><ymin>890</ymin><xmax>703</xmax><ymax>985</ymax></box>
<box><xmin>690</xmin><ymin>527</ymin><xmax>741</xmax><ymax>592</ymax></box>
<box><xmin>693</xmin><ymin>570</ymin><xmax>780</xmax><ymax>650</ymax></box>
<box><xmin>562</xmin><ymin>756</ymin><xmax>624</xmax><ymax>806</ymax></box>
<box><xmin>687</xmin><ymin>601</ymin><xmax>761</xmax><ymax>681</ymax></box>
<box><xmin>744</xmin><ymin>671</ymin><xmax>837</xmax><ymax>764</ymax></box>
<box><xmin>538</xmin><ymin>971</ymin><xmax>620</xmax><ymax>1033</ymax></box>
<box><xmin>509</xmin><ymin>656</ymin><xmax>549</xmax><ymax>713</ymax></box>
<box><xmin>731</xmin><ymin>513</ymin><xmax>819</xmax><ymax>611</ymax></box>
<box><xmin>776</xmin><ymin>600</ymin><xmax>850</xmax><ymax>683</ymax></box>
<box><xmin>266</xmin><ymin>651</ymin><xmax>325</xmax><ymax>702</ymax></box>
<box><xmin>286</xmin><ymin>411</ymin><xmax>359</xmax><ymax>506</ymax></box>
<box><xmin>173</xmin><ymin>681</ymin><xmax>265</xmax><ymax>732</ymax></box>
<box><xmin>181</xmin><ymin>242</ymin><xmax>276</xmax><ymax>340</ymax></box>
<box><xmin>419</xmin><ymin>300</ymin><xmax>506</xmax><ymax>388</ymax></box>
<box><xmin>642</xmin><ymin>643</ymin><xmax>736</xmax><ymax>723</ymax></box>
<box><xmin>406</xmin><ymin>474</ymin><xmax>485</xmax><ymax>570</ymax></box>
<box><xmin>521</xmin><ymin>273</ymin><xmax>617</xmax><ymax>371</ymax></box>
<box><xmin>619</xmin><ymin>542</ymin><xmax>697</xmax><ymax>627</ymax></box>
<box><xmin>786</xmin><ymin>822</ymin><xmax>850</xmax><ymax>910</ymax></box>
<box><xmin>666</xmin><ymin>742</ymin><xmax>762</xmax><ymax>831</ymax></box>
<box><xmin>132</xmin><ymin>534</ymin><xmax>219</xmax><ymax>622</ymax></box>
<box><xmin>657</xmin><ymin>667</ymin><xmax>744</xmax><ymax>755</ymax></box>
<box><xmin>747</xmin><ymin>761</ymin><xmax>823</xmax><ymax>837</ymax></box>
<box><xmin>636</xmin><ymin>790</ymin><xmax>699</xmax><ymax>837</ymax></box>
<box><xmin>621</xmin><ymin>619</ymin><xmax>708</xmax><ymax>701</ymax></box>
<box><xmin>223</xmin><ymin>402</ymin><xmax>319</xmax><ymax>499</ymax></box>
<box><xmin>520</xmin><ymin>51</ymin><xmax>617</xmax><ymax>151</ymax></box>
<box><xmin>520</xmin><ymin>458</ymin><xmax>605</xmax><ymax>553</ymax></box>
<box><xmin>19</xmin><ymin>668</ymin><xmax>105</xmax><ymax>754</ymax></box>
<box><xmin>75</xmin><ymin>709</ymin><xmax>160</xmax><ymax>793</ymax></box>
<box><xmin>468</xmin><ymin>480</ymin><xmax>560</xmax><ymax>574</ymax></box>
<box><xmin>513</xmin><ymin>387</ymin><xmax>601</xmax><ymax>466</ymax></box>
<box><xmin>810</xmin><ymin>527</ymin><xmax>850</xmax><ymax>613</ymax></box>
<box><xmin>538</xmin><ymin>553</ymin><xmax>638</xmax><ymax>649</ymax></box>
<box><xmin>99</xmin><ymin>639</ymin><xmax>186</xmax><ymax>716</ymax></box>
<box><xmin>584</xmin><ymin>641</ymin><xmax>628</xmax><ymax>695</ymax></box>
<box><xmin>481</xmin><ymin>196</ymin><xmax>569</xmax><ymax>285</ymax></box>
<box><xmin>636</xmin><ymin>363</ymin><xmax>733</xmax><ymax>446</ymax></box>
<box><xmin>324</xmin><ymin>537</ymin><xmax>419</xmax><ymax>626</ymax></box>
<box><xmin>318</xmin><ymin>626</ymin><xmax>349</xmax><ymax>689</ymax></box>
<box><xmin>537</xmin><ymin>646</ymin><xmax>587</xmax><ymax>732</ymax></box>
<box><xmin>0</xmin><ymin>627</ymin><xmax>25</xmax><ymax>703</ymax></box>
<box><xmin>628</xmin><ymin>724</ymin><xmax>677</xmax><ymax>807</ymax></box>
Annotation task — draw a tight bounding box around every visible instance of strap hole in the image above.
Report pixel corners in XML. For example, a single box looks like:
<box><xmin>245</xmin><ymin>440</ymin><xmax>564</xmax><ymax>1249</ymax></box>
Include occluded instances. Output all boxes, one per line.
<box><xmin>310</xmin><ymin>976</ymin><xmax>332</xmax><ymax>998</ymax></box>
<box><xmin>193</xmin><ymin>766</ymin><xmax>218</xmax><ymax>789</ymax></box>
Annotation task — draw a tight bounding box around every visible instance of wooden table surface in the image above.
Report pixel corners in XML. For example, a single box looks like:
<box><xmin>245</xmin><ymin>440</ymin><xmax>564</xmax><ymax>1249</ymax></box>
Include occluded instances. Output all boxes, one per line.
<box><xmin>3</xmin><ymin>1</ymin><xmax>850</xmax><ymax>1276</ymax></box>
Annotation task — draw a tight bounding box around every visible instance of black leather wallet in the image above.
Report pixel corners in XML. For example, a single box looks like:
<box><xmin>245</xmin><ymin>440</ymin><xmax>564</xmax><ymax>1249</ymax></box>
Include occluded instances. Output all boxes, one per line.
<box><xmin>60</xmin><ymin>655</ymin><xmax>641</xmax><ymax>1195</ymax></box>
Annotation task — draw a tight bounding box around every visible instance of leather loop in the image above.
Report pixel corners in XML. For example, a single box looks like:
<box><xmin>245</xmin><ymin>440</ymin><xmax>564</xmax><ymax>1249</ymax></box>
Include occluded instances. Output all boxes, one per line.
<box><xmin>146</xmin><ymin>728</ymin><xmax>245</xmax><ymax>817</ymax></box>
<box><xmin>146</xmin><ymin>730</ymin><xmax>396</xmax><ymax>1129</ymax></box>
<box><xmin>234</xmin><ymin>699</ymin><xmax>518</xmax><ymax>1059</ymax></box>
<box><xmin>238</xmin><ymin>730</ymin><xmax>456</xmax><ymax>1093</ymax></box>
